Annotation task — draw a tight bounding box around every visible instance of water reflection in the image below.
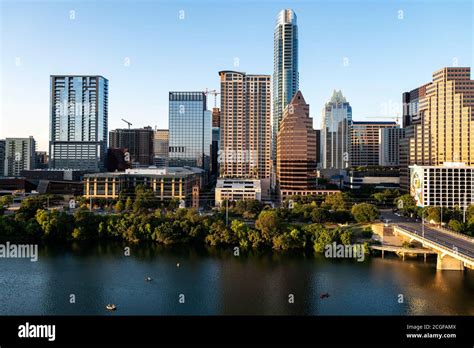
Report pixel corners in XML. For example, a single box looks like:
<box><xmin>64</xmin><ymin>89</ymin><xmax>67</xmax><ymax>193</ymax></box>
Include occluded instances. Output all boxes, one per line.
<box><xmin>0</xmin><ymin>243</ymin><xmax>472</xmax><ymax>315</ymax></box>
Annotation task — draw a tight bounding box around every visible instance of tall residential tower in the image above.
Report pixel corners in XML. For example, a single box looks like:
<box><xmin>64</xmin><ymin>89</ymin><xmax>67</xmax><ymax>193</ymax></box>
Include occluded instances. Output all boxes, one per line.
<box><xmin>49</xmin><ymin>75</ymin><xmax>108</xmax><ymax>171</ymax></box>
<box><xmin>219</xmin><ymin>71</ymin><xmax>271</xmax><ymax>179</ymax></box>
<box><xmin>273</xmin><ymin>9</ymin><xmax>299</xmax><ymax>163</ymax></box>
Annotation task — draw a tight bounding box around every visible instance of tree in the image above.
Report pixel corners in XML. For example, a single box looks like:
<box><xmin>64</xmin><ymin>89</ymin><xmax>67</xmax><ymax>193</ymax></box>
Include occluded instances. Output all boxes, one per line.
<box><xmin>16</xmin><ymin>196</ymin><xmax>47</xmax><ymax>221</ymax></box>
<box><xmin>340</xmin><ymin>229</ymin><xmax>352</xmax><ymax>245</ymax></box>
<box><xmin>351</xmin><ymin>203</ymin><xmax>379</xmax><ymax>223</ymax></box>
<box><xmin>255</xmin><ymin>210</ymin><xmax>281</xmax><ymax>242</ymax></box>
<box><xmin>395</xmin><ymin>194</ymin><xmax>416</xmax><ymax>216</ymax></box>
<box><xmin>311</xmin><ymin>208</ymin><xmax>328</xmax><ymax>223</ymax></box>
<box><xmin>371</xmin><ymin>192</ymin><xmax>385</xmax><ymax>205</ymax></box>
<box><xmin>426</xmin><ymin>206</ymin><xmax>441</xmax><ymax>224</ymax></box>
<box><xmin>114</xmin><ymin>200</ymin><xmax>124</xmax><ymax>213</ymax></box>
<box><xmin>322</xmin><ymin>192</ymin><xmax>346</xmax><ymax>211</ymax></box>
<box><xmin>125</xmin><ymin>197</ymin><xmax>133</xmax><ymax>211</ymax></box>
<box><xmin>35</xmin><ymin>209</ymin><xmax>74</xmax><ymax>240</ymax></box>
<box><xmin>0</xmin><ymin>195</ymin><xmax>13</xmax><ymax>208</ymax></box>
<box><xmin>448</xmin><ymin>219</ymin><xmax>464</xmax><ymax>233</ymax></box>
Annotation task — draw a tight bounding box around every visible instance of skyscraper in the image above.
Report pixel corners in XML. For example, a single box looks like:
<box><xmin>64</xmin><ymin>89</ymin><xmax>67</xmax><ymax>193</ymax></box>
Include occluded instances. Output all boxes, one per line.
<box><xmin>321</xmin><ymin>90</ymin><xmax>352</xmax><ymax>169</ymax></box>
<box><xmin>153</xmin><ymin>129</ymin><xmax>169</xmax><ymax>168</ymax></box>
<box><xmin>109</xmin><ymin>127</ymin><xmax>154</xmax><ymax>167</ymax></box>
<box><xmin>4</xmin><ymin>137</ymin><xmax>36</xmax><ymax>177</ymax></box>
<box><xmin>211</xmin><ymin>108</ymin><xmax>221</xmax><ymax>176</ymax></box>
<box><xmin>400</xmin><ymin>83</ymin><xmax>429</xmax><ymax>191</ymax></box>
<box><xmin>276</xmin><ymin>91</ymin><xmax>317</xmax><ymax>200</ymax></box>
<box><xmin>406</xmin><ymin>67</ymin><xmax>474</xmax><ymax>208</ymax></box>
<box><xmin>273</xmin><ymin>8</ymin><xmax>299</xmax><ymax>163</ymax></box>
<box><xmin>49</xmin><ymin>75</ymin><xmax>108</xmax><ymax>171</ymax></box>
<box><xmin>350</xmin><ymin>121</ymin><xmax>397</xmax><ymax>166</ymax></box>
<box><xmin>168</xmin><ymin>92</ymin><xmax>211</xmax><ymax>170</ymax></box>
<box><xmin>0</xmin><ymin>140</ymin><xmax>5</xmax><ymax>177</ymax></box>
<box><xmin>410</xmin><ymin>67</ymin><xmax>474</xmax><ymax>166</ymax></box>
<box><xmin>379</xmin><ymin>127</ymin><xmax>404</xmax><ymax>167</ymax></box>
<box><xmin>219</xmin><ymin>71</ymin><xmax>271</xmax><ymax>179</ymax></box>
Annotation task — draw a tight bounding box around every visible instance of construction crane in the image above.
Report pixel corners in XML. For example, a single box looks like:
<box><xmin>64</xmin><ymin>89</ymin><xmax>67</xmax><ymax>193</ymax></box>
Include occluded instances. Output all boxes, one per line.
<box><xmin>366</xmin><ymin>113</ymin><xmax>400</xmax><ymax>125</ymax></box>
<box><xmin>121</xmin><ymin>118</ymin><xmax>133</xmax><ymax>129</ymax></box>
<box><xmin>204</xmin><ymin>88</ymin><xmax>220</xmax><ymax>108</ymax></box>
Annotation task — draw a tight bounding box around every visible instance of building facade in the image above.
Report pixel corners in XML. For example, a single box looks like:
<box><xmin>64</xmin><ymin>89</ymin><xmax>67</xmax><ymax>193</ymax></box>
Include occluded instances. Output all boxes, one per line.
<box><xmin>84</xmin><ymin>167</ymin><xmax>204</xmax><ymax>206</ymax></box>
<box><xmin>344</xmin><ymin>168</ymin><xmax>400</xmax><ymax>190</ymax></box>
<box><xmin>215</xmin><ymin>179</ymin><xmax>262</xmax><ymax>206</ymax></box>
<box><xmin>35</xmin><ymin>151</ymin><xmax>49</xmax><ymax>169</ymax></box>
<box><xmin>405</xmin><ymin>67</ymin><xmax>474</xmax><ymax>205</ymax></box>
<box><xmin>219</xmin><ymin>71</ymin><xmax>271</xmax><ymax>179</ymax></box>
<box><xmin>379</xmin><ymin>127</ymin><xmax>404</xmax><ymax>167</ymax></box>
<box><xmin>211</xmin><ymin>108</ymin><xmax>221</xmax><ymax>176</ymax></box>
<box><xmin>411</xmin><ymin>67</ymin><xmax>474</xmax><ymax>167</ymax></box>
<box><xmin>49</xmin><ymin>75</ymin><xmax>108</xmax><ymax>171</ymax></box>
<box><xmin>276</xmin><ymin>91</ymin><xmax>318</xmax><ymax>200</ymax></box>
<box><xmin>109</xmin><ymin>127</ymin><xmax>154</xmax><ymax>167</ymax></box>
<box><xmin>321</xmin><ymin>90</ymin><xmax>352</xmax><ymax>169</ymax></box>
<box><xmin>350</xmin><ymin>121</ymin><xmax>397</xmax><ymax>167</ymax></box>
<box><xmin>168</xmin><ymin>92</ymin><xmax>211</xmax><ymax>170</ymax></box>
<box><xmin>4</xmin><ymin>137</ymin><xmax>36</xmax><ymax>177</ymax></box>
<box><xmin>153</xmin><ymin>129</ymin><xmax>169</xmax><ymax>168</ymax></box>
<box><xmin>0</xmin><ymin>140</ymin><xmax>5</xmax><ymax>177</ymax></box>
<box><xmin>410</xmin><ymin>163</ymin><xmax>474</xmax><ymax>208</ymax></box>
<box><xmin>273</xmin><ymin>8</ymin><xmax>299</xmax><ymax>163</ymax></box>
<box><xmin>400</xmin><ymin>83</ymin><xmax>429</xmax><ymax>191</ymax></box>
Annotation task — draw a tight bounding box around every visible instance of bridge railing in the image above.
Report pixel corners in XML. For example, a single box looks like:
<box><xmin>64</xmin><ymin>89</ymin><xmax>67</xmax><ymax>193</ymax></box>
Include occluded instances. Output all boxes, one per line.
<box><xmin>394</xmin><ymin>226</ymin><xmax>474</xmax><ymax>264</ymax></box>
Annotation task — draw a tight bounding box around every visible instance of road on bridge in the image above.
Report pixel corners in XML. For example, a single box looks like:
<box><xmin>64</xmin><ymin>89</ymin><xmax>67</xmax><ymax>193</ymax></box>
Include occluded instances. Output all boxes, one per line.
<box><xmin>380</xmin><ymin>210</ymin><xmax>474</xmax><ymax>259</ymax></box>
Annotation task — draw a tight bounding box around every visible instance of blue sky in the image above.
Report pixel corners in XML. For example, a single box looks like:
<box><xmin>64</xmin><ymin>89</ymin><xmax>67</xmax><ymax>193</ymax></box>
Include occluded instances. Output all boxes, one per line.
<box><xmin>1</xmin><ymin>0</ymin><xmax>472</xmax><ymax>151</ymax></box>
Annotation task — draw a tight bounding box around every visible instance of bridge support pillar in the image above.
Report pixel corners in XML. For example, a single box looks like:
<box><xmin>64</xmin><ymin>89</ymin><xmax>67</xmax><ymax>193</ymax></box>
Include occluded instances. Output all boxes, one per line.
<box><xmin>436</xmin><ymin>253</ymin><xmax>465</xmax><ymax>271</ymax></box>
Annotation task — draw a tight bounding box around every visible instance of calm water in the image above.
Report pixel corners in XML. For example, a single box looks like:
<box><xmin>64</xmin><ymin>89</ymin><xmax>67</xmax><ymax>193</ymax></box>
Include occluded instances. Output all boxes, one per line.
<box><xmin>0</xmin><ymin>242</ymin><xmax>473</xmax><ymax>315</ymax></box>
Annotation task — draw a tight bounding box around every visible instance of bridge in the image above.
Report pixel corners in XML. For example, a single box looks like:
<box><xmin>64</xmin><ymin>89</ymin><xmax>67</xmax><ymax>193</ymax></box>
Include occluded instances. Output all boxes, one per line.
<box><xmin>393</xmin><ymin>224</ymin><xmax>474</xmax><ymax>271</ymax></box>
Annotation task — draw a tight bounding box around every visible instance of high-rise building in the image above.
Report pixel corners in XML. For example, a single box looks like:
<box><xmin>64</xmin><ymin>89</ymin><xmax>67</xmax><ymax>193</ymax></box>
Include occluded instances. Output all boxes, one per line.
<box><xmin>0</xmin><ymin>140</ymin><xmax>5</xmax><ymax>177</ymax></box>
<box><xmin>276</xmin><ymin>91</ymin><xmax>317</xmax><ymax>200</ymax></box>
<box><xmin>153</xmin><ymin>129</ymin><xmax>169</xmax><ymax>168</ymax></box>
<box><xmin>35</xmin><ymin>151</ymin><xmax>49</xmax><ymax>169</ymax></box>
<box><xmin>406</xmin><ymin>67</ymin><xmax>474</xmax><ymax>207</ymax></box>
<box><xmin>321</xmin><ymin>90</ymin><xmax>352</xmax><ymax>169</ymax></box>
<box><xmin>49</xmin><ymin>75</ymin><xmax>108</xmax><ymax>171</ymax></box>
<box><xmin>350</xmin><ymin>121</ymin><xmax>397</xmax><ymax>167</ymax></box>
<box><xmin>219</xmin><ymin>71</ymin><xmax>271</xmax><ymax>179</ymax></box>
<box><xmin>315</xmin><ymin>129</ymin><xmax>321</xmax><ymax>166</ymax></box>
<box><xmin>379</xmin><ymin>127</ymin><xmax>404</xmax><ymax>167</ymax></box>
<box><xmin>411</xmin><ymin>67</ymin><xmax>474</xmax><ymax>166</ymax></box>
<box><xmin>168</xmin><ymin>92</ymin><xmax>211</xmax><ymax>170</ymax></box>
<box><xmin>211</xmin><ymin>108</ymin><xmax>221</xmax><ymax>176</ymax></box>
<box><xmin>273</xmin><ymin>8</ymin><xmax>299</xmax><ymax>163</ymax></box>
<box><xmin>109</xmin><ymin>127</ymin><xmax>154</xmax><ymax>167</ymax></box>
<box><xmin>400</xmin><ymin>83</ymin><xmax>429</xmax><ymax>191</ymax></box>
<box><xmin>4</xmin><ymin>137</ymin><xmax>36</xmax><ymax>177</ymax></box>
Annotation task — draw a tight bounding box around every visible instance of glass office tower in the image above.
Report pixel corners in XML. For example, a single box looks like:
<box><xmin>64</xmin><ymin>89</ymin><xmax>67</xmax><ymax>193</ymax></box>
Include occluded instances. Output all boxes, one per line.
<box><xmin>273</xmin><ymin>9</ymin><xmax>299</xmax><ymax>163</ymax></box>
<box><xmin>321</xmin><ymin>90</ymin><xmax>352</xmax><ymax>169</ymax></box>
<box><xmin>49</xmin><ymin>75</ymin><xmax>108</xmax><ymax>171</ymax></box>
<box><xmin>168</xmin><ymin>92</ymin><xmax>211</xmax><ymax>170</ymax></box>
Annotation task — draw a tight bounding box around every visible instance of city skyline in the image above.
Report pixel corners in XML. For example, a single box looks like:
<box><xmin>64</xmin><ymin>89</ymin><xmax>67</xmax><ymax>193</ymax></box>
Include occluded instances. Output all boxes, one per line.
<box><xmin>1</xmin><ymin>0</ymin><xmax>472</xmax><ymax>151</ymax></box>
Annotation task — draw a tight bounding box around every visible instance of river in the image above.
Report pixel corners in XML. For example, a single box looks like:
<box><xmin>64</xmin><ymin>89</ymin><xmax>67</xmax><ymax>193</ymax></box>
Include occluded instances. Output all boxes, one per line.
<box><xmin>0</xmin><ymin>242</ymin><xmax>472</xmax><ymax>315</ymax></box>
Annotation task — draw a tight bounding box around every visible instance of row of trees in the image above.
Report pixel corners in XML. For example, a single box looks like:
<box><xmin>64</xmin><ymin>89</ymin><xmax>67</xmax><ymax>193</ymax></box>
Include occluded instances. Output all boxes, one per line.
<box><xmin>0</xmin><ymin>194</ymin><xmax>373</xmax><ymax>254</ymax></box>
<box><xmin>281</xmin><ymin>192</ymin><xmax>380</xmax><ymax>224</ymax></box>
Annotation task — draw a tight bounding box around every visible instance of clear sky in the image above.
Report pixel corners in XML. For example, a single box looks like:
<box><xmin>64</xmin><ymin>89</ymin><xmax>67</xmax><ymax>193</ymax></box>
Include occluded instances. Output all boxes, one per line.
<box><xmin>1</xmin><ymin>0</ymin><xmax>472</xmax><ymax>151</ymax></box>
